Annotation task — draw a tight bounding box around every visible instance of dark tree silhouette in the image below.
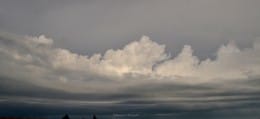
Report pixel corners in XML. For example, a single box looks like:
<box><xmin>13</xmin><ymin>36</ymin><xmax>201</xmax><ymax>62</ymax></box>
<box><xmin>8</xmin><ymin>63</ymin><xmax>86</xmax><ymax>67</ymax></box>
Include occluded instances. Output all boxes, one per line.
<box><xmin>93</xmin><ymin>114</ymin><xmax>97</xmax><ymax>119</ymax></box>
<box><xmin>62</xmin><ymin>114</ymin><xmax>70</xmax><ymax>119</ymax></box>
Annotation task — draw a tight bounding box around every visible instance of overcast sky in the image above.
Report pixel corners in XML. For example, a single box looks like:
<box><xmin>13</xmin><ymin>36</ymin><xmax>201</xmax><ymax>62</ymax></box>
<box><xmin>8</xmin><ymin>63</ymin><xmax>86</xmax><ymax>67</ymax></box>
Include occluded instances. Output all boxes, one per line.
<box><xmin>0</xmin><ymin>0</ymin><xmax>260</xmax><ymax>118</ymax></box>
<box><xmin>1</xmin><ymin>0</ymin><xmax>260</xmax><ymax>58</ymax></box>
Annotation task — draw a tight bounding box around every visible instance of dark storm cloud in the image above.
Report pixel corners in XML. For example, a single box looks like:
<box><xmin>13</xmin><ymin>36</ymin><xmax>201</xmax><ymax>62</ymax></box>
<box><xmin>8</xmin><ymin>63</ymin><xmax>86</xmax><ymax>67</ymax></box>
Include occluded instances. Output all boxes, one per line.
<box><xmin>1</xmin><ymin>96</ymin><xmax>260</xmax><ymax>118</ymax></box>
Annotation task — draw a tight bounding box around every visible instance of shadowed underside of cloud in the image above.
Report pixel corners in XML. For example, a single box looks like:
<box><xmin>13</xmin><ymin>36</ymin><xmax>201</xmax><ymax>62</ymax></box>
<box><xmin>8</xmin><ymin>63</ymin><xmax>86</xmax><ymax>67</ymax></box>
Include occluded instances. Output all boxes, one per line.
<box><xmin>0</xmin><ymin>32</ymin><xmax>260</xmax><ymax>116</ymax></box>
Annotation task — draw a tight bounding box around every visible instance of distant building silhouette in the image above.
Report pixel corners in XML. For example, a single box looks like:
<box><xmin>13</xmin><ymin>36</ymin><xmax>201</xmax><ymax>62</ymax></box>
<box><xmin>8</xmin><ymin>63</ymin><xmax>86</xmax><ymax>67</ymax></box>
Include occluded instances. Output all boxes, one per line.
<box><xmin>62</xmin><ymin>114</ymin><xmax>70</xmax><ymax>119</ymax></box>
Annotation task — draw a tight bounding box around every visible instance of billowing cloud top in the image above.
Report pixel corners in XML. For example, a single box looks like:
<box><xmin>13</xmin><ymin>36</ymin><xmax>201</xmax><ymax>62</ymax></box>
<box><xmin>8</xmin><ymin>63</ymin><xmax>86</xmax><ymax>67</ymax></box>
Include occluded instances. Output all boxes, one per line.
<box><xmin>1</xmin><ymin>32</ymin><xmax>259</xmax><ymax>82</ymax></box>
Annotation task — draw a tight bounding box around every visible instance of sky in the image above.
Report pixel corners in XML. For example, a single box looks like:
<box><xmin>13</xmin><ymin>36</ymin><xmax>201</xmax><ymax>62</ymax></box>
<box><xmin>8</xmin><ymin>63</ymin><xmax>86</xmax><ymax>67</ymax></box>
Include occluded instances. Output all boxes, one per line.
<box><xmin>0</xmin><ymin>0</ymin><xmax>260</xmax><ymax>119</ymax></box>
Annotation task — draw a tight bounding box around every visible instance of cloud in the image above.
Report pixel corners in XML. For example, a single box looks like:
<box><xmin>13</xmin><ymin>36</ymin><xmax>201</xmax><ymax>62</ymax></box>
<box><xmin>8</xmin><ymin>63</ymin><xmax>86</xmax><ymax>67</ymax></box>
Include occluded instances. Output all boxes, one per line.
<box><xmin>156</xmin><ymin>40</ymin><xmax>260</xmax><ymax>81</ymax></box>
<box><xmin>0</xmin><ymin>32</ymin><xmax>260</xmax><ymax>93</ymax></box>
<box><xmin>101</xmin><ymin>36</ymin><xmax>168</xmax><ymax>76</ymax></box>
<box><xmin>0</xmin><ymin>33</ymin><xmax>260</xmax><ymax>117</ymax></box>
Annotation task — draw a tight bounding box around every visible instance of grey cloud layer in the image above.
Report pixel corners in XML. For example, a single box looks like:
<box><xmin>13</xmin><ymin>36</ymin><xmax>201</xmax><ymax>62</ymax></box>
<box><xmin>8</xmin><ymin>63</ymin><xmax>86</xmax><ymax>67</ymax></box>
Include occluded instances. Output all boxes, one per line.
<box><xmin>0</xmin><ymin>32</ymin><xmax>260</xmax><ymax>116</ymax></box>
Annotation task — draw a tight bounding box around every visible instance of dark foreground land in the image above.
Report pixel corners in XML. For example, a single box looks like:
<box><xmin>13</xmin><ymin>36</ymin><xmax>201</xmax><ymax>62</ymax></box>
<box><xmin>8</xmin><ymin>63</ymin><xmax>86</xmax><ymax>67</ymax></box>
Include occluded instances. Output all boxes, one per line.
<box><xmin>0</xmin><ymin>114</ymin><xmax>97</xmax><ymax>119</ymax></box>
<box><xmin>0</xmin><ymin>117</ymin><xmax>51</xmax><ymax>119</ymax></box>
